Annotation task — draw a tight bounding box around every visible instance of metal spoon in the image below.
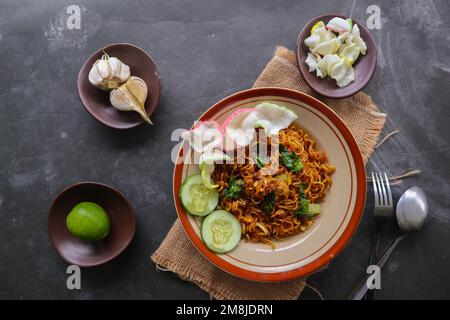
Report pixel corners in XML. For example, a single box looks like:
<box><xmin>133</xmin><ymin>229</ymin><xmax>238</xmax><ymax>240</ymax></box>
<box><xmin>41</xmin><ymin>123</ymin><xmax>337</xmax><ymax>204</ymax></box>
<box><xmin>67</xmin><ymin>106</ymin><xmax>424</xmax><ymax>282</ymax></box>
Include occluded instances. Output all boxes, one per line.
<box><xmin>349</xmin><ymin>186</ymin><xmax>428</xmax><ymax>300</ymax></box>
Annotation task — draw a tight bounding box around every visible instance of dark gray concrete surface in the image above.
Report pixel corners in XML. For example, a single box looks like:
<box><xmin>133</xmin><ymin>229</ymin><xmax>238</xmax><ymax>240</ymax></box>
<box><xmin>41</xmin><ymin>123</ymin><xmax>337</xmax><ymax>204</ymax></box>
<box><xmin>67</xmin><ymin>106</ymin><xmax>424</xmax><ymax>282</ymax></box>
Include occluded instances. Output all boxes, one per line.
<box><xmin>0</xmin><ymin>0</ymin><xmax>449</xmax><ymax>299</ymax></box>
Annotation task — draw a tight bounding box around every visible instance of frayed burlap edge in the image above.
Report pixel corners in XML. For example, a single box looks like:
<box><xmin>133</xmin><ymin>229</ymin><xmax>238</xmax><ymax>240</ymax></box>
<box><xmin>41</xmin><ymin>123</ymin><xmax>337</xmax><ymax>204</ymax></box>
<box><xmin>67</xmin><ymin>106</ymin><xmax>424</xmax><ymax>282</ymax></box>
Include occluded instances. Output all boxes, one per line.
<box><xmin>151</xmin><ymin>220</ymin><xmax>305</xmax><ymax>300</ymax></box>
<box><xmin>151</xmin><ymin>252</ymin><xmax>305</xmax><ymax>300</ymax></box>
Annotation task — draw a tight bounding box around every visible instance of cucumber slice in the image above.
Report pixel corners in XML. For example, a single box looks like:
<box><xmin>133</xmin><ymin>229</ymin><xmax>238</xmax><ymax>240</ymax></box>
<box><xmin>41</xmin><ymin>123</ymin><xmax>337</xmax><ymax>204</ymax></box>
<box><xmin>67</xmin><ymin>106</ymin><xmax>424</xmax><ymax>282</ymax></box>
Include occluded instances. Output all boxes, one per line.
<box><xmin>201</xmin><ymin>210</ymin><xmax>241</xmax><ymax>253</ymax></box>
<box><xmin>179</xmin><ymin>174</ymin><xmax>219</xmax><ymax>216</ymax></box>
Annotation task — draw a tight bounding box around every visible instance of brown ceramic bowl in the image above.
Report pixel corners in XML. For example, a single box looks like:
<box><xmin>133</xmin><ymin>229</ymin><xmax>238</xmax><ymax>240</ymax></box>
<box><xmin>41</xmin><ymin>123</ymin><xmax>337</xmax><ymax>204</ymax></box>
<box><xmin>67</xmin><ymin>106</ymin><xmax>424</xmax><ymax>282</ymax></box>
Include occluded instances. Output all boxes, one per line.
<box><xmin>77</xmin><ymin>43</ymin><xmax>161</xmax><ymax>129</ymax></box>
<box><xmin>48</xmin><ymin>182</ymin><xmax>136</xmax><ymax>267</ymax></box>
<box><xmin>296</xmin><ymin>14</ymin><xmax>377</xmax><ymax>99</ymax></box>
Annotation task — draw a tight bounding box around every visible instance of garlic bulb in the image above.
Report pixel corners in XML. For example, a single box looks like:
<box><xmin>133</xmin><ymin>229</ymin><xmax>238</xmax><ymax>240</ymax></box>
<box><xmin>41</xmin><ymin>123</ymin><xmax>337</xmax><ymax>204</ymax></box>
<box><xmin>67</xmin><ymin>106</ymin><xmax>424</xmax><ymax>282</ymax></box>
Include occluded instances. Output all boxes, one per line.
<box><xmin>110</xmin><ymin>76</ymin><xmax>153</xmax><ymax>124</ymax></box>
<box><xmin>88</xmin><ymin>52</ymin><xmax>130</xmax><ymax>91</ymax></box>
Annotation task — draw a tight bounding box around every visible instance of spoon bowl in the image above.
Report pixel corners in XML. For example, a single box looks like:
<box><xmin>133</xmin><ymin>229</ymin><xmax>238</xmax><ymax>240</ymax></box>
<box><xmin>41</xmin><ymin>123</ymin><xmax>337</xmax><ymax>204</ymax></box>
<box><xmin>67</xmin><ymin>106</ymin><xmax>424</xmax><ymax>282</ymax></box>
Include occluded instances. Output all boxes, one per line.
<box><xmin>396</xmin><ymin>186</ymin><xmax>428</xmax><ymax>232</ymax></box>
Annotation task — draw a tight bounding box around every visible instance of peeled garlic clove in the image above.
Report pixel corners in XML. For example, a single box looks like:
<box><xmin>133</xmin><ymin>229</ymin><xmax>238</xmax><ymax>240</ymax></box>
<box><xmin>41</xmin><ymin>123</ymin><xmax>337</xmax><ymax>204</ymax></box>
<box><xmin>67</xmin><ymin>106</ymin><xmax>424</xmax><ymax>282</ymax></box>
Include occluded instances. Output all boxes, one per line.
<box><xmin>110</xmin><ymin>76</ymin><xmax>153</xmax><ymax>124</ymax></box>
<box><xmin>88</xmin><ymin>53</ymin><xmax>131</xmax><ymax>91</ymax></box>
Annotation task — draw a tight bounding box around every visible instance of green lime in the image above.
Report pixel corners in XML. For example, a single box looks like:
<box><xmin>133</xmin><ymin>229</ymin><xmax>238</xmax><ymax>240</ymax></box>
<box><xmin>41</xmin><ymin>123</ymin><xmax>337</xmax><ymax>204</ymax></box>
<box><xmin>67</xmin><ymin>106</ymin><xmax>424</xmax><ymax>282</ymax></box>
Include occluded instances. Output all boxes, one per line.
<box><xmin>66</xmin><ymin>202</ymin><xmax>110</xmax><ymax>241</ymax></box>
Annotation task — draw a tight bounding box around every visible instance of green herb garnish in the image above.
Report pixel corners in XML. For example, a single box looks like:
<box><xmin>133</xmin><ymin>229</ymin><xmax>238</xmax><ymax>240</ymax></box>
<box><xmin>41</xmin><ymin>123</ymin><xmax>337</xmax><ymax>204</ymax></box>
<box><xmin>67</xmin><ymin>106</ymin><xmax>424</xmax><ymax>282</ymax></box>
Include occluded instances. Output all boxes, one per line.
<box><xmin>223</xmin><ymin>176</ymin><xmax>244</xmax><ymax>200</ymax></box>
<box><xmin>299</xmin><ymin>184</ymin><xmax>306</xmax><ymax>200</ymax></box>
<box><xmin>261</xmin><ymin>192</ymin><xmax>276</xmax><ymax>214</ymax></box>
<box><xmin>256</xmin><ymin>155</ymin><xmax>270</xmax><ymax>169</ymax></box>
<box><xmin>279</xmin><ymin>145</ymin><xmax>303</xmax><ymax>173</ymax></box>
<box><xmin>295</xmin><ymin>185</ymin><xmax>320</xmax><ymax>218</ymax></box>
<box><xmin>294</xmin><ymin>198</ymin><xmax>320</xmax><ymax>218</ymax></box>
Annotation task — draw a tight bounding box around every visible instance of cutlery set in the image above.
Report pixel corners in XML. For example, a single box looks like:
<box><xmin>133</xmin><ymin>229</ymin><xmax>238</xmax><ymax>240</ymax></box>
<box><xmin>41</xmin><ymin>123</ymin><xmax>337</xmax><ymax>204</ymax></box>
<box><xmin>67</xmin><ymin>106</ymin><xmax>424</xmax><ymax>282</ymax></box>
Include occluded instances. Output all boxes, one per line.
<box><xmin>349</xmin><ymin>172</ymin><xmax>428</xmax><ymax>299</ymax></box>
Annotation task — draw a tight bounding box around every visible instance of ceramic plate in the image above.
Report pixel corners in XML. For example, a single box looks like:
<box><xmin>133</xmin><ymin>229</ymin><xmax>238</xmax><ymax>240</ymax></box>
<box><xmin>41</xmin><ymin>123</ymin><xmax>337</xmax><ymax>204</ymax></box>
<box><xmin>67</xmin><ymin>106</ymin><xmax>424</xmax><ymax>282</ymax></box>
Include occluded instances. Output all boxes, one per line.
<box><xmin>173</xmin><ymin>88</ymin><xmax>366</xmax><ymax>282</ymax></box>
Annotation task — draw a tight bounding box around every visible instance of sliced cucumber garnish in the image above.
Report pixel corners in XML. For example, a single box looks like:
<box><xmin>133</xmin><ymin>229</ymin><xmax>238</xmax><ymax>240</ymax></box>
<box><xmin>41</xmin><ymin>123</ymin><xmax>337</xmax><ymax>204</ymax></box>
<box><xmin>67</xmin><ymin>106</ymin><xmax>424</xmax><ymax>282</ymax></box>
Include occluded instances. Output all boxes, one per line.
<box><xmin>201</xmin><ymin>210</ymin><xmax>241</xmax><ymax>253</ymax></box>
<box><xmin>179</xmin><ymin>174</ymin><xmax>219</xmax><ymax>216</ymax></box>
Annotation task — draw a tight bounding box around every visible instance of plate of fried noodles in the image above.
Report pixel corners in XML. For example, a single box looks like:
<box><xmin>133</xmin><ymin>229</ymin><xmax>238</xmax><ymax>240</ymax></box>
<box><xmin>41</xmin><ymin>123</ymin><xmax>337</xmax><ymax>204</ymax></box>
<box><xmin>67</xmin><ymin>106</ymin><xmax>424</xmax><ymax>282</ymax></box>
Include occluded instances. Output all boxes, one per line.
<box><xmin>174</xmin><ymin>87</ymin><xmax>366</xmax><ymax>282</ymax></box>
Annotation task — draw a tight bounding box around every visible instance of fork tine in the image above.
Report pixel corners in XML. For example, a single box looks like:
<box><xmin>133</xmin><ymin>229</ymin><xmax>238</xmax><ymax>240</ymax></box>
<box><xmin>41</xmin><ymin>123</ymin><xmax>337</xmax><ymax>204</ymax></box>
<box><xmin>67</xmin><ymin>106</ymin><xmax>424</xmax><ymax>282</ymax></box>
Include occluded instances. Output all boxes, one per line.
<box><xmin>371</xmin><ymin>172</ymin><xmax>379</xmax><ymax>205</ymax></box>
<box><xmin>374</xmin><ymin>172</ymin><xmax>384</xmax><ymax>206</ymax></box>
<box><xmin>377</xmin><ymin>172</ymin><xmax>387</xmax><ymax>206</ymax></box>
<box><xmin>384</xmin><ymin>172</ymin><xmax>393</xmax><ymax>207</ymax></box>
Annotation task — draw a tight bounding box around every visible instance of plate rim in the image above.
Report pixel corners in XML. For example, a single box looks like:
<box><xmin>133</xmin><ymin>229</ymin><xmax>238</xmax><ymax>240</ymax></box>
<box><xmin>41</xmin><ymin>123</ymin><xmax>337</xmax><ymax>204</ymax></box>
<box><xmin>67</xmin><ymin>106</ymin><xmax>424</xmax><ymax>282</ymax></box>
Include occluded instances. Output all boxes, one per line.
<box><xmin>173</xmin><ymin>87</ymin><xmax>366</xmax><ymax>282</ymax></box>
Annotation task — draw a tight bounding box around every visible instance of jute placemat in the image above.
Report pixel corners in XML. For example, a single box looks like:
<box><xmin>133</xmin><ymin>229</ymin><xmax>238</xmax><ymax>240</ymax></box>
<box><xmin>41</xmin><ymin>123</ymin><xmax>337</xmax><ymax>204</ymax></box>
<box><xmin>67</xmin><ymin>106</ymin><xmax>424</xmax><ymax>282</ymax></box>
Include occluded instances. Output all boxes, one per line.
<box><xmin>151</xmin><ymin>46</ymin><xmax>386</xmax><ymax>300</ymax></box>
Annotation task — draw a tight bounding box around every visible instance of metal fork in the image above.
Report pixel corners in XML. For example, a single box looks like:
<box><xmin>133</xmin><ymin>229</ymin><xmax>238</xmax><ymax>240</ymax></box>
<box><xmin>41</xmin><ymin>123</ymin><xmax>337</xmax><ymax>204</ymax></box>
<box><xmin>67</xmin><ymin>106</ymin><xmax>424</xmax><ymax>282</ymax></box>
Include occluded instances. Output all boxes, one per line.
<box><xmin>364</xmin><ymin>172</ymin><xmax>394</xmax><ymax>299</ymax></box>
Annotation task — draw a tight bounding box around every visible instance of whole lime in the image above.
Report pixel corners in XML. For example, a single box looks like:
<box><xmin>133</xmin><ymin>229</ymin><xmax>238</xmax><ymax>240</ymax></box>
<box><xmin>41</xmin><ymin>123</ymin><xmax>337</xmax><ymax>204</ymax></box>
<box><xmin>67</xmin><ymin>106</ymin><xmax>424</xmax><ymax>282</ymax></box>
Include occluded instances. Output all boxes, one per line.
<box><xmin>66</xmin><ymin>202</ymin><xmax>110</xmax><ymax>241</ymax></box>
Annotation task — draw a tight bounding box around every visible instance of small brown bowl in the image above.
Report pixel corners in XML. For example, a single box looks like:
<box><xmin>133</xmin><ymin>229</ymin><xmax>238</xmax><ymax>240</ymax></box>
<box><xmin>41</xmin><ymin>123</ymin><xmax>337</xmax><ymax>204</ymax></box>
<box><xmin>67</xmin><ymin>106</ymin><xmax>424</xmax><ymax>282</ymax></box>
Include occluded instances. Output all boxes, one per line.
<box><xmin>77</xmin><ymin>43</ymin><xmax>161</xmax><ymax>129</ymax></box>
<box><xmin>296</xmin><ymin>14</ymin><xmax>377</xmax><ymax>99</ymax></box>
<box><xmin>48</xmin><ymin>182</ymin><xmax>136</xmax><ymax>267</ymax></box>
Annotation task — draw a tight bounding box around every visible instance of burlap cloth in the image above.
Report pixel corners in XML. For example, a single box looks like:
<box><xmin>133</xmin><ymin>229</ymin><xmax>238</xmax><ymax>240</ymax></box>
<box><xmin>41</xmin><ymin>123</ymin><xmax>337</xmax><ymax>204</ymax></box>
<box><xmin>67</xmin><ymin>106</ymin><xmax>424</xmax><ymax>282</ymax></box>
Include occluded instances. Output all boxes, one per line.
<box><xmin>151</xmin><ymin>47</ymin><xmax>386</xmax><ymax>300</ymax></box>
